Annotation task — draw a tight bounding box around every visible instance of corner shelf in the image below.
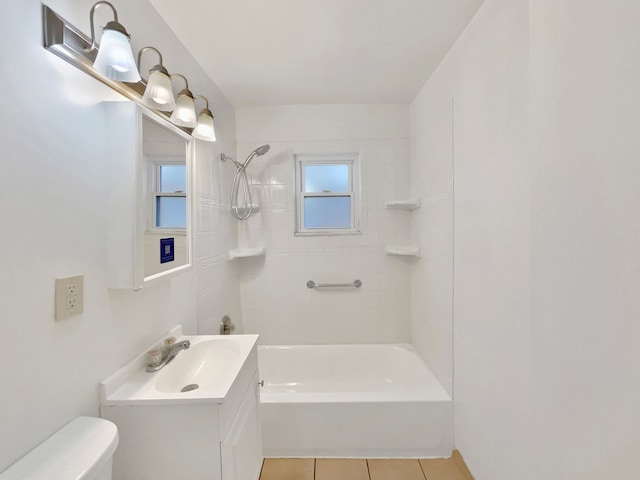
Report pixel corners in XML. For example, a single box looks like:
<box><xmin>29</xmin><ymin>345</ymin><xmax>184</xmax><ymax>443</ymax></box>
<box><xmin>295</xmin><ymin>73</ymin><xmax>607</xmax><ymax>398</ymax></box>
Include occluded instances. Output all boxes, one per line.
<box><xmin>384</xmin><ymin>245</ymin><xmax>421</xmax><ymax>258</ymax></box>
<box><xmin>384</xmin><ymin>198</ymin><xmax>421</xmax><ymax>210</ymax></box>
<box><xmin>229</xmin><ymin>247</ymin><xmax>266</xmax><ymax>260</ymax></box>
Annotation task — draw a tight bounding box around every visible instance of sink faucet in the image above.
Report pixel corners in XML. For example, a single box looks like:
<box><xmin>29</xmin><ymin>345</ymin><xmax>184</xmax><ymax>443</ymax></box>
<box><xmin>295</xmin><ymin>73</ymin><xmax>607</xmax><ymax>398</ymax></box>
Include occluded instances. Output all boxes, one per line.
<box><xmin>146</xmin><ymin>340</ymin><xmax>191</xmax><ymax>372</ymax></box>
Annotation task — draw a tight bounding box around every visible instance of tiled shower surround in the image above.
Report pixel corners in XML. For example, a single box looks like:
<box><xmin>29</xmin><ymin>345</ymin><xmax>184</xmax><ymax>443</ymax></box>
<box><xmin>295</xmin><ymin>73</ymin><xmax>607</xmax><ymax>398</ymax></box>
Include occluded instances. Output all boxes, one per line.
<box><xmin>235</xmin><ymin>106</ymin><xmax>413</xmax><ymax>345</ymax></box>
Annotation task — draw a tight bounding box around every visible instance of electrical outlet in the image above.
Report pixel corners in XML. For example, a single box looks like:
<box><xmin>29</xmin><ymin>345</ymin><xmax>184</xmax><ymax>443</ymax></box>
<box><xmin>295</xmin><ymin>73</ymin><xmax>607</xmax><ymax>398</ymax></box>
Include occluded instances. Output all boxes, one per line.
<box><xmin>55</xmin><ymin>275</ymin><xmax>84</xmax><ymax>321</ymax></box>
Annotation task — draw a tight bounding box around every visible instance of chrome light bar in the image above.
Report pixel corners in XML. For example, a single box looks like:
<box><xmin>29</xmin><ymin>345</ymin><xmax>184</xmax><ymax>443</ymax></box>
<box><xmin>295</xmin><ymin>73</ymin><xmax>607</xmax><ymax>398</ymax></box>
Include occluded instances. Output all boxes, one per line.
<box><xmin>42</xmin><ymin>4</ymin><xmax>147</xmax><ymax>106</ymax></box>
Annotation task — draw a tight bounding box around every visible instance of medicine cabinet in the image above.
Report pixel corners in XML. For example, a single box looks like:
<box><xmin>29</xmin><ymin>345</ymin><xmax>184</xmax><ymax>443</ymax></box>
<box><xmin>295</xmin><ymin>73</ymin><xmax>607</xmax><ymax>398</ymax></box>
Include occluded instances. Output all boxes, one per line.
<box><xmin>105</xmin><ymin>102</ymin><xmax>193</xmax><ymax>290</ymax></box>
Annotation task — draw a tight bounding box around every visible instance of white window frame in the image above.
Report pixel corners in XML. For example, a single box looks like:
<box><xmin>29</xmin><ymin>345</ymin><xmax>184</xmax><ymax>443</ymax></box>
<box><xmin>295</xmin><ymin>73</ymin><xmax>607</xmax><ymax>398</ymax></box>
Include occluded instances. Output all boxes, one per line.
<box><xmin>294</xmin><ymin>153</ymin><xmax>360</xmax><ymax>235</ymax></box>
<box><xmin>148</xmin><ymin>157</ymin><xmax>187</xmax><ymax>234</ymax></box>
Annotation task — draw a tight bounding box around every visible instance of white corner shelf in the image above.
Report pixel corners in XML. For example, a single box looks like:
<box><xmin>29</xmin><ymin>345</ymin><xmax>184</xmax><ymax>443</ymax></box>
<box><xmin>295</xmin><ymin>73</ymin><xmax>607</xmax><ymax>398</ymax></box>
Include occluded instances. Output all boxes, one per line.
<box><xmin>384</xmin><ymin>198</ymin><xmax>421</xmax><ymax>210</ymax></box>
<box><xmin>384</xmin><ymin>245</ymin><xmax>421</xmax><ymax>258</ymax></box>
<box><xmin>228</xmin><ymin>247</ymin><xmax>266</xmax><ymax>260</ymax></box>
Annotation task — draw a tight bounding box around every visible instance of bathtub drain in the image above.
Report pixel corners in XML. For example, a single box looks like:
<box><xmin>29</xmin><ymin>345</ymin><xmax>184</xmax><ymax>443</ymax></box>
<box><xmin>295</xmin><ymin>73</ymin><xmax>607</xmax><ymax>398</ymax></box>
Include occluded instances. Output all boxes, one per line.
<box><xmin>180</xmin><ymin>384</ymin><xmax>199</xmax><ymax>393</ymax></box>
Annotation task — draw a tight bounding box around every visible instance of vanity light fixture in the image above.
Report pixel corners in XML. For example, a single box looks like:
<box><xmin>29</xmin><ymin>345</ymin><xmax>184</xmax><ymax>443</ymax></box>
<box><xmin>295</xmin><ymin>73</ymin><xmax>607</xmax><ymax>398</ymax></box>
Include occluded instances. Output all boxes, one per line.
<box><xmin>43</xmin><ymin>3</ymin><xmax>142</xmax><ymax>100</ymax></box>
<box><xmin>86</xmin><ymin>2</ymin><xmax>140</xmax><ymax>82</ymax></box>
<box><xmin>192</xmin><ymin>96</ymin><xmax>217</xmax><ymax>142</ymax></box>
<box><xmin>169</xmin><ymin>74</ymin><xmax>197</xmax><ymax>128</ymax></box>
<box><xmin>43</xmin><ymin>3</ymin><xmax>217</xmax><ymax>139</ymax></box>
<box><xmin>138</xmin><ymin>47</ymin><xmax>176</xmax><ymax>111</ymax></box>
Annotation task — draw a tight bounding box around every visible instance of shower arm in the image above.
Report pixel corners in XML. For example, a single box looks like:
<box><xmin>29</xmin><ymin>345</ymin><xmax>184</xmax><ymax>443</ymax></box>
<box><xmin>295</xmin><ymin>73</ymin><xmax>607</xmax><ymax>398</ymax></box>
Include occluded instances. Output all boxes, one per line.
<box><xmin>219</xmin><ymin>152</ymin><xmax>245</xmax><ymax>170</ymax></box>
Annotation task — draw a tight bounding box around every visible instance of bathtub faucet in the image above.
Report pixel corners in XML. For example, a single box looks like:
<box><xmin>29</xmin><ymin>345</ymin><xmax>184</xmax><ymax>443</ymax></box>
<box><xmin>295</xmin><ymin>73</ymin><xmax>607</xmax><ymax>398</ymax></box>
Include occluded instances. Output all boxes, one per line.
<box><xmin>146</xmin><ymin>340</ymin><xmax>191</xmax><ymax>372</ymax></box>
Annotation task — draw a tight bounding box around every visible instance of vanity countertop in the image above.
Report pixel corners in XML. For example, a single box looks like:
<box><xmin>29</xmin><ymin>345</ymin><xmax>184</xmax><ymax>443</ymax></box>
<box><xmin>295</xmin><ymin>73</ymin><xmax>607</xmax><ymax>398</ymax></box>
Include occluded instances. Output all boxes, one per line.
<box><xmin>99</xmin><ymin>326</ymin><xmax>259</xmax><ymax>406</ymax></box>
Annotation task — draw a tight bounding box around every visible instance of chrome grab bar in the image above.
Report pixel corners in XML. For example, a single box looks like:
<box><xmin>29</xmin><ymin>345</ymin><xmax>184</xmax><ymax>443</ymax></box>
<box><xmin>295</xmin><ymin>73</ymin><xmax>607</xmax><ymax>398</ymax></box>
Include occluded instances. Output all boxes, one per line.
<box><xmin>307</xmin><ymin>279</ymin><xmax>362</xmax><ymax>289</ymax></box>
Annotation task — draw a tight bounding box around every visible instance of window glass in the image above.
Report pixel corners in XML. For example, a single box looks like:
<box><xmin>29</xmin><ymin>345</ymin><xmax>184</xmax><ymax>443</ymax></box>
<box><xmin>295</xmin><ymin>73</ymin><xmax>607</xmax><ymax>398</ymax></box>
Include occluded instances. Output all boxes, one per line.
<box><xmin>156</xmin><ymin>197</ymin><xmax>186</xmax><ymax>228</ymax></box>
<box><xmin>304</xmin><ymin>164</ymin><xmax>349</xmax><ymax>193</ymax></box>
<box><xmin>159</xmin><ymin>165</ymin><xmax>186</xmax><ymax>192</ymax></box>
<box><xmin>303</xmin><ymin>196</ymin><xmax>351</xmax><ymax>229</ymax></box>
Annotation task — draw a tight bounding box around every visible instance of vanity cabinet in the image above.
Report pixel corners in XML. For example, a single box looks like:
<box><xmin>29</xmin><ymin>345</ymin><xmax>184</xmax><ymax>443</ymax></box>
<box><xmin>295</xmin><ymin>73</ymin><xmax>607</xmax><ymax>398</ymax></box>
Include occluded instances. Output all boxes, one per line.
<box><xmin>100</xmin><ymin>338</ymin><xmax>263</xmax><ymax>480</ymax></box>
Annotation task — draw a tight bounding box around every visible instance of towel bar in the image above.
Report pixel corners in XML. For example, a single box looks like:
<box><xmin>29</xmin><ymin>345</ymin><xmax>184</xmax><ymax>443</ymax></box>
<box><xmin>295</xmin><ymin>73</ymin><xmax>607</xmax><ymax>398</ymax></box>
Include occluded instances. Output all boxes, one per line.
<box><xmin>306</xmin><ymin>279</ymin><xmax>362</xmax><ymax>289</ymax></box>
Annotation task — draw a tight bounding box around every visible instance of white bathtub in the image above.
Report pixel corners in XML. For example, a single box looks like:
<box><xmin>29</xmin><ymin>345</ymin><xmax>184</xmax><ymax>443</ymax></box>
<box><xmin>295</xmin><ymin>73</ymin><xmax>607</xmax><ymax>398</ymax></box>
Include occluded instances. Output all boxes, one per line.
<box><xmin>258</xmin><ymin>344</ymin><xmax>453</xmax><ymax>458</ymax></box>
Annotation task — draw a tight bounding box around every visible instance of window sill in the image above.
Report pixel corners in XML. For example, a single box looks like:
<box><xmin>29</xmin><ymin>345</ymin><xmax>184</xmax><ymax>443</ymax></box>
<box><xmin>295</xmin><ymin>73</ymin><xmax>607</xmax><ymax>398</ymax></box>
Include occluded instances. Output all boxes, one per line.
<box><xmin>294</xmin><ymin>229</ymin><xmax>361</xmax><ymax>237</ymax></box>
<box><xmin>146</xmin><ymin>229</ymin><xmax>187</xmax><ymax>236</ymax></box>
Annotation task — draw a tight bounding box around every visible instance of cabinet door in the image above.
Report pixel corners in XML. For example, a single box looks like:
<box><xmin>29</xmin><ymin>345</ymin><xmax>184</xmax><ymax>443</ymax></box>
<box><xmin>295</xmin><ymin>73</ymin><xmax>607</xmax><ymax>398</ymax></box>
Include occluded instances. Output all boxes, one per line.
<box><xmin>221</xmin><ymin>373</ymin><xmax>263</xmax><ymax>480</ymax></box>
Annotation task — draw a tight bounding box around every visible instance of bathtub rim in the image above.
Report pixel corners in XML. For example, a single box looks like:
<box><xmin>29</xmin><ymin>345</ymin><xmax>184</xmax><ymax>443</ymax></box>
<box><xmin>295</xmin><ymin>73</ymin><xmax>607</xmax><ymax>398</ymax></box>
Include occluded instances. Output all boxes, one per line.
<box><xmin>257</xmin><ymin>342</ymin><xmax>451</xmax><ymax>403</ymax></box>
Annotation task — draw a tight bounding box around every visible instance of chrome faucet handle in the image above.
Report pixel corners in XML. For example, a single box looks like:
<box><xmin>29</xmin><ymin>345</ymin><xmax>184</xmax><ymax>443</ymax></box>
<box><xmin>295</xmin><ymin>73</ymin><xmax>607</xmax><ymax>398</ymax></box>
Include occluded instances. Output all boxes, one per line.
<box><xmin>145</xmin><ymin>349</ymin><xmax>162</xmax><ymax>368</ymax></box>
<box><xmin>146</xmin><ymin>339</ymin><xmax>190</xmax><ymax>372</ymax></box>
<box><xmin>220</xmin><ymin>316</ymin><xmax>235</xmax><ymax>335</ymax></box>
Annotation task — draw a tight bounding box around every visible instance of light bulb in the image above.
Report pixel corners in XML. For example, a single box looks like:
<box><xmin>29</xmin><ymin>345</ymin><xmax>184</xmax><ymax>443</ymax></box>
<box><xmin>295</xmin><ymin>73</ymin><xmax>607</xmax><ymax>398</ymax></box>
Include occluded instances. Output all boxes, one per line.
<box><xmin>169</xmin><ymin>90</ymin><xmax>197</xmax><ymax>128</ymax></box>
<box><xmin>193</xmin><ymin>109</ymin><xmax>216</xmax><ymax>142</ymax></box>
<box><xmin>93</xmin><ymin>25</ymin><xmax>140</xmax><ymax>83</ymax></box>
<box><xmin>142</xmin><ymin>68</ymin><xmax>175</xmax><ymax>111</ymax></box>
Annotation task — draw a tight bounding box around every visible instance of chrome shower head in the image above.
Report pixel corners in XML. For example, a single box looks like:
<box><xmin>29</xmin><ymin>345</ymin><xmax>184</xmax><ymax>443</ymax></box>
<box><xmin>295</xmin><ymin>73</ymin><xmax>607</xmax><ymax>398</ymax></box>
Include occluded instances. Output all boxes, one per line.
<box><xmin>254</xmin><ymin>144</ymin><xmax>270</xmax><ymax>156</ymax></box>
<box><xmin>242</xmin><ymin>144</ymin><xmax>270</xmax><ymax>167</ymax></box>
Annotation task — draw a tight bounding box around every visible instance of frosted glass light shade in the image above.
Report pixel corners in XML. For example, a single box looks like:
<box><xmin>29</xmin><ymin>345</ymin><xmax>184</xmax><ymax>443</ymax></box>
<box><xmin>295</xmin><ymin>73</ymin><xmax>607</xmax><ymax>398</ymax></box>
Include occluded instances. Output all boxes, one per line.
<box><xmin>142</xmin><ymin>69</ymin><xmax>175</xmax><ymax>111</ymax></box>
<box><xmin>93</xmin><ymin>28</ymin><xmax>141</xmax><ymax>83</ymax></box>
<box><xmin>192</xmin><ymin>110</ymin><xmax>216</xmax><ymax>142</ymax></box>
<box><xmin>170</xmin><ymin>92</ymin><xmax>197</xmax><ymax>127</ymax></box>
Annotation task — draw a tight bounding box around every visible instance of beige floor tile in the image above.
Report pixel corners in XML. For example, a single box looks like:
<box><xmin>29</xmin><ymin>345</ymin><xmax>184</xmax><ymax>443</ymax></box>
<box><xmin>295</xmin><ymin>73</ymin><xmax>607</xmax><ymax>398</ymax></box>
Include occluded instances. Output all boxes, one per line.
<box><xmin>316</xmin><ymin>458</ymin><xmax>369</xmax><ymax>480</ymax></box>
<box><xmin>451</xmin><ymin>450</ymin><xmax>475</xmax><ymax>480</ymax></box>
<box><xmin>260</xmin><ymin>458</ymin><xmax>315</xmax><ymax>480</ymax></box>
<box><xmin>368</xmin><ymin>459</ymin><xmax>426</xmax><ymax>480</ymax></box>
<box><xmin>419</xmin><ymin>458</ymin><xmax>467</xmax><ymax>480</ymax></box>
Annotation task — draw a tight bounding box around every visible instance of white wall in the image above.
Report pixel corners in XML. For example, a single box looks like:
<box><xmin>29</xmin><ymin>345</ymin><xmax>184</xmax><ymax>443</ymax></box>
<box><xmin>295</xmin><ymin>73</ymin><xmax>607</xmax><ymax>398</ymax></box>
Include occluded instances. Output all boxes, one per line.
<box><xmin>235</xmin><ymin>105</ymin><xmax>413</xmax><ymax>344</ymax></box>
<box><xmin>530</xmin><ymin>1</ymin><xmax>640</xmax><ymax>477</ymax></box>
<box><xmin>412</xmin><ymin>0</ymin><xmax>640</xmax><ymax>478</ymax></box>
<box><xmin>411</xmin><ymin>2</ymin><xmax>532</xmax><ymax>478</ymax></box>
<box><xmin>0</xmin><ymin>0</ymin><xmax>237</xmax><ymax>471</ymax></box>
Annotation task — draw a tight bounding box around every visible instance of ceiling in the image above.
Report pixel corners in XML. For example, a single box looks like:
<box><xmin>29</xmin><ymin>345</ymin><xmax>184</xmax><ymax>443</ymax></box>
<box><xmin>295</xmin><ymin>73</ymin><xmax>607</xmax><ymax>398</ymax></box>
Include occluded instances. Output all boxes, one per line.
<box><xmin>148</xmin><ymin>0</ymin><xmax>484</xmax><ymax>107</ymax></box>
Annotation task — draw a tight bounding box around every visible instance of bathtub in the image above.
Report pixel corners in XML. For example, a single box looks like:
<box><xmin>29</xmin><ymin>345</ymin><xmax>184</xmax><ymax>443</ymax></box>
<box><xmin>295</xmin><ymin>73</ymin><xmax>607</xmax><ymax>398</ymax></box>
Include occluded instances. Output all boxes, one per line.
<box><xmin>258</xmin><ymin>344</ymin><xmax>453</xmax><ymax>458</ymax></box>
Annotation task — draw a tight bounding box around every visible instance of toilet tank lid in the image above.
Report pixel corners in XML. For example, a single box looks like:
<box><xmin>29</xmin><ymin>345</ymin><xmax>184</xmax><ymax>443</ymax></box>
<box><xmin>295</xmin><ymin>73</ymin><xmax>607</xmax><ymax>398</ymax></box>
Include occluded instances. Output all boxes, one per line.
<box><xmin>0</xmin><ymin>417</ymin><xmax>119</xmax><ymax>480</ymax></box>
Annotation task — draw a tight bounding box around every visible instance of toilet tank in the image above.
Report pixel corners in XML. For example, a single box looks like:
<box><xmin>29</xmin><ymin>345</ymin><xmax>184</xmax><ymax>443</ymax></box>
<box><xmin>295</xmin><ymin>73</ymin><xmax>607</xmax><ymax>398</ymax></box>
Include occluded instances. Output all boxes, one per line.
<box><xmin>0</xmin><ymin>417</ymin><xmax>119</xmax><ymax>480</ymax></box>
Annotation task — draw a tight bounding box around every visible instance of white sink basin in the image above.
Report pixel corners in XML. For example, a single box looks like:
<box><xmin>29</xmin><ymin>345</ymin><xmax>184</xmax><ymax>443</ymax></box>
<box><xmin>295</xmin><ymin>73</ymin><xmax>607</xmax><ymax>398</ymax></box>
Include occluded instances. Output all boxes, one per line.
<box><xmin>154</xmin><ymin>338</ymin><xmax>241</xmax><ymax>393</ymax></box>
<box><xmin>100</xmin><ymin>327</ymin><xmax>259</xmax><ymax>406</ymax></box>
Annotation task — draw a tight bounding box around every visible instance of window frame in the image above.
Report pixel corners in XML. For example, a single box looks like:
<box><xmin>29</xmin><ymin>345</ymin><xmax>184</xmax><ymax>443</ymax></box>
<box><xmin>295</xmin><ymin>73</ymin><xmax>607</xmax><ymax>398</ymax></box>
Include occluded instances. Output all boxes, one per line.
<box><xmin>294</xmin><ymin>152</ymin><xmax>361</xmax><ymax>236</ymax></box>
<box><xmin>148</xmin><ymin>157</ymin><xmax>187</xmax><ymax>234</ymax></box>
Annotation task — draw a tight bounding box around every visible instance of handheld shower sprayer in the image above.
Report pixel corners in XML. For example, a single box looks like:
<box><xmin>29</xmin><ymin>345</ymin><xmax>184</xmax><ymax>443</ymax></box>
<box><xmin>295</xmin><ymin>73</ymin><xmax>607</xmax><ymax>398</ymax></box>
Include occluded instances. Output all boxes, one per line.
<box><xmin>227</xmin><ymin>144</ymin><xmax>270</xmax><ymax>220</ymax></box>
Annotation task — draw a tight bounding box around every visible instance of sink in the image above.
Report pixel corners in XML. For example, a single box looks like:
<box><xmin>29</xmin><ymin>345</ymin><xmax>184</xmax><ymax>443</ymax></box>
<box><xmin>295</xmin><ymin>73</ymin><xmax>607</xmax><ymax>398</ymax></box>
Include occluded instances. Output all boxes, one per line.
<box><xmin>99</xmin><ymin>326</ymin><xmax>259</xmax><ymax>406</ymax></box>
<box><xmin>154</xmin><ymin>338</ymin><xmax>241</xmax><ymax>393</ymax></box>
<box><xmin>99</xmin><ymin>327</ymin><xmax>264</xmax><ymax>480</ymax></box>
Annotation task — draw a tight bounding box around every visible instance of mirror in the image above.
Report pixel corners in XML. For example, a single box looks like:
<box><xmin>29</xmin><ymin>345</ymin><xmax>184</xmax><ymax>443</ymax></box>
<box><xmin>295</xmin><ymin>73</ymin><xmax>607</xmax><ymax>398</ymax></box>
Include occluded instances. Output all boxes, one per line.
<box><xmin>106</xmin><ymin>102</ymin><xmax>192</xmax><ymax>290</ymax></box>
<box><xmin>142</xmin><ymin>115</ymin><xmax>191</xmax><ymax>280</ymax></box>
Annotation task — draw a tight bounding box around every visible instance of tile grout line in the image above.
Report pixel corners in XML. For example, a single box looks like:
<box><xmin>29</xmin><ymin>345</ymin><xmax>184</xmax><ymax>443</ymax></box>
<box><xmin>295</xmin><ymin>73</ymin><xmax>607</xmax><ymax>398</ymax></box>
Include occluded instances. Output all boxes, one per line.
<box><xmin>366</xmin><ymin>459</ymin><xmax>372</xmax><ymax>480</ymax></box>
<box><xmin>313</xmin><ymin>458</ymin><xmax>316</xmax><ymax>480</ymax></box>
<box><xmin>417</xmin><ymin>459</ymin><xmax>428</xmax><ymax>480</ymax></box>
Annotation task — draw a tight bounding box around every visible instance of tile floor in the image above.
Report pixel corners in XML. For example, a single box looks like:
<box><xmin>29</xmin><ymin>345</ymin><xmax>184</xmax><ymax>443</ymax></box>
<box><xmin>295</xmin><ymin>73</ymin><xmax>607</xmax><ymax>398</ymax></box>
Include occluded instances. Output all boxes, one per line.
<box><xmin>260</xmin><ymin>456</ymin><xmax>473</xmax><ymax>480</ymax></box>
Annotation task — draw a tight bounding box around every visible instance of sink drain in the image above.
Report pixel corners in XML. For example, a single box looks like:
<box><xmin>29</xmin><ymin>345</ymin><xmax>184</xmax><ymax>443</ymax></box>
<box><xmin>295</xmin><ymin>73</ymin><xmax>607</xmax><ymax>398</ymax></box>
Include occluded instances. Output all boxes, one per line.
<box><xmin>180</xmin><ymin>384</ymin><xmax>199</xmax><ymax>393</ymax></box>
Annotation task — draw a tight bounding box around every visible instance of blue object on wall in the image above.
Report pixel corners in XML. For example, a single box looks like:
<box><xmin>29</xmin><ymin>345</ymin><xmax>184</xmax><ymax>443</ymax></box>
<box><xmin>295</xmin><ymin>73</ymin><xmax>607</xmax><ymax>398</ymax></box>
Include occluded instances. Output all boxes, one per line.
<box><xmin>160</xmin><ymin>238</ymin><xmax>175</xmax><ymax>264</ymax></box>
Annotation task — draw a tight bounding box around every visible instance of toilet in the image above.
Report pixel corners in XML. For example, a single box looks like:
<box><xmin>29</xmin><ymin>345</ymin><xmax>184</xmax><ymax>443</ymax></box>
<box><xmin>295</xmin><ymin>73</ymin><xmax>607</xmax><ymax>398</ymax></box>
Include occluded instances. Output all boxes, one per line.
<box><xmin>0</xmin><ymin>417</ymin><xmax>118</xmax><ymax>480</ymax></box>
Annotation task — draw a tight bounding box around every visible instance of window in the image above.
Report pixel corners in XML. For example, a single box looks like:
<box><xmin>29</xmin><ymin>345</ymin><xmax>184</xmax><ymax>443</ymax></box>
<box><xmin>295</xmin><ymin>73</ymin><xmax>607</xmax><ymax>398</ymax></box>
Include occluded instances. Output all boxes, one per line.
<box><xmin>152</xmin><ymin>160</ymin><xmax>186</xmax><ymax>229</ymax></box>
<box><xmin>295</xmin><ymin>153</ymin><xmax>360</xmax><ymax>235</ymax></box>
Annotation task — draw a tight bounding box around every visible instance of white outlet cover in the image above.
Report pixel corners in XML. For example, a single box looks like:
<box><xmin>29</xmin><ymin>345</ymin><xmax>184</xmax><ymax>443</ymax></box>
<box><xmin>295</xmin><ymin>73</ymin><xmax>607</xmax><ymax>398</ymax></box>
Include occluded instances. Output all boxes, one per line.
<box><xmin>55</xmin><ymin>275</ymin><xmax>84</xmax><ymax>321</ymax></box>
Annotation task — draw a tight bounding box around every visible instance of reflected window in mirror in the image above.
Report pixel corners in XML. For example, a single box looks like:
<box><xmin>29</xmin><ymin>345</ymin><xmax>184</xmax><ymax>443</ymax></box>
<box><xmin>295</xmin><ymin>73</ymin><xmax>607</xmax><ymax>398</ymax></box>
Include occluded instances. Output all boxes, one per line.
<box><xmin>142</xmin><ymin>114</ymin><xmax>191</xmax><ymax>280</ymax></box>
<box><xmin>153</xmin><ymin>161</ymin><xmax>187</xmax><ymax>229</ymax></box>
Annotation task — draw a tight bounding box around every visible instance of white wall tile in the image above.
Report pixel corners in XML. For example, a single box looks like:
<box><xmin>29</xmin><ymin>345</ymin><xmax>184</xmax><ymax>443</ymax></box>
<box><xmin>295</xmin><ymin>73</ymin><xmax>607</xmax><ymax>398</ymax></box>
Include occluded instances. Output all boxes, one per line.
<box><xmin>236</xmin><ymin>105</ymin><xmax>411</xmax><ymax>344</ymax></box>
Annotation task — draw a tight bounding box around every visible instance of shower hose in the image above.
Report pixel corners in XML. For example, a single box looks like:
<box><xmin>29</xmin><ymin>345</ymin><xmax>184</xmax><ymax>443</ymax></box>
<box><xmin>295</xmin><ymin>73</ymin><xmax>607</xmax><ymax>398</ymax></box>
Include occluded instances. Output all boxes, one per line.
<box><xmin>227</xmin><ymin>144</ymin><xmax>270</xmax><ymax>220</ymax></box>
<box><xmin>230</xmin><ymin>164</ymin><xmax>253</xmax><ymax>220</ymax></box>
